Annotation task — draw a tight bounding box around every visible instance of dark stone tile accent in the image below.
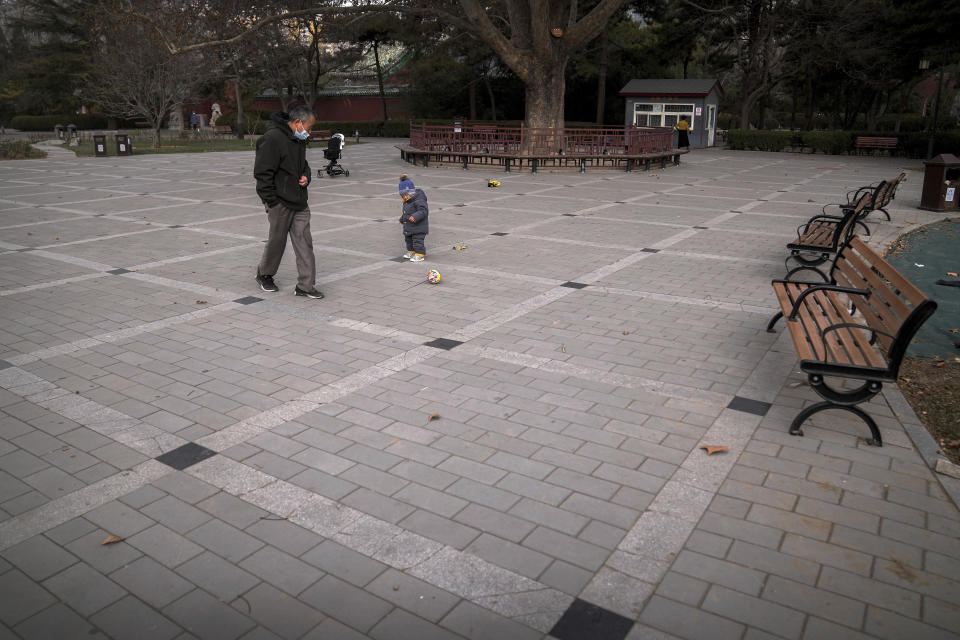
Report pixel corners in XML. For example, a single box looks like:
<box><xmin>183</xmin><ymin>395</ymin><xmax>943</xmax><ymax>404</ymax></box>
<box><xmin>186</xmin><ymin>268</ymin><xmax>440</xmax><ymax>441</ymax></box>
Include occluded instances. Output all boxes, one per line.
<box><xmin>0</xmin><ymin>360</ymin><xmax>11</xmax><ymax>370</ymax></box>
<box><xmin>168</xmin><ymin>224</ymin><xmax>185</xmax><ymax>229</ymax></box>
<box><xmin>550</xmin><ymin>598</ymin><xmax>633</xmax><ymax>640</ymax></box>
<box><xmin>233</xmin><ymin>296</ymin><xmax>264</xmax><ymax>305</ymax></box>
<box><xmin>561</xmin><ymin>281</ymin><xmax>588</xmax><ymax>289</ymax></box>
<box><xmin>16</xmin><ymin>247</ymin><xmax>35</xmax><ymax>252</ymax></box>
<box><xmin>155</xmin><ymin>443</ymin><xmax>217</xmax><ymax>471</ymax></box>
<box><xmin>423</xmin><ymin>338</ymin><xmax>464</xmax><ymax>350</ymax></box>
<box><xmin>373</xmin><ymin>219</ymin><xmax>387</xmax><ymax>222</ymax></box>
<box><xmin>562</xmin><ymin>213</ymin><xmax>578</xmax><ymax>217</ymax></box>
<box><xmin>641</xmin><ymin>248</ymin><xmax>660</xmax><ymax>253</ymax></box>
<box><xmin>490</xmin><ymin>232</ymin><xmax>509</xmax><ymax>236</ymax></box>
<box><xmin>728</xmin><ymin>396</ymin><xmax>772</xmax><ymax>416</ymax></box>
<box><xmin>389</xmin><ymin>257</ymin><xmax>407</xmax><ymax>262</ymax></box>
<box><xmin>693</xmin><ymin>226</ymin><xmax>709</xmax><ymax>229</ymax></box>
<box><xmin>106</xmin><ymin>268</ymin><xmax>131</xmax><ymax>275</ymax></box>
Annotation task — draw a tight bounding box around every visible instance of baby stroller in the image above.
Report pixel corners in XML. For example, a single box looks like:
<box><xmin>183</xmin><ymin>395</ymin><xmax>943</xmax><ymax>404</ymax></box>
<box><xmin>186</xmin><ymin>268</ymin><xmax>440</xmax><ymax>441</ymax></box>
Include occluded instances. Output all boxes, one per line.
<box><xmin>318</xmin><ymin>133</ymin><xmax>349</xmax><ymax>177</ymax></box>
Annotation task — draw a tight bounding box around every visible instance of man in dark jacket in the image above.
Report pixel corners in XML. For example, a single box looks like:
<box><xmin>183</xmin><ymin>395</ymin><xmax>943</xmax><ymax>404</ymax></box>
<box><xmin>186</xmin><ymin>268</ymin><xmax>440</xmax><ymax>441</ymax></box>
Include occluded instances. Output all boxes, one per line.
<box><xmin>253</xmin><ymin>107</ymin><xmax>324</xmax><ymax>299</ymax></box>
<box><xmin>398</xmin><ymin>174</ymin><xmax>428</xmax><ymax>262</ymax></box>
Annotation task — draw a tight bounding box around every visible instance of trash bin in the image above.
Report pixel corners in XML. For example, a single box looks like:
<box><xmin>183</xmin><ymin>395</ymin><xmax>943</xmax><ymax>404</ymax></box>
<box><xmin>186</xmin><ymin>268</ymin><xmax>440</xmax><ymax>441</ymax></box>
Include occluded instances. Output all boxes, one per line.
<box><xmin>920</xmin><ymin>153</ymin><xmax>960</xmax><ymax>211</ymax></box>
<box><xmin>93</xmin><ymin>133</ymin><xmax>108</xmax><ymax>157</ymax></box>
<box><xmin>55</xmin><ymin>124</ymin><xmax>64</xmax><ymax>140</ymax></box>
<box><xmin>115</xmin><ymin>132</ymin><xmax>132</xmax><ymax>156</ymax></box>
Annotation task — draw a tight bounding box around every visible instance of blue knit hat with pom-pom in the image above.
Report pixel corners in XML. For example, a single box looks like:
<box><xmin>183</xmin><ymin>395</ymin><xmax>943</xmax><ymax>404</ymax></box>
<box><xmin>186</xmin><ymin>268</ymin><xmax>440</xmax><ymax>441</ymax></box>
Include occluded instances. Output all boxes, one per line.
<box><xmin>398</xmin><ymin>174</ymin><xmax>416</xmax><ymax>195</ymax></box>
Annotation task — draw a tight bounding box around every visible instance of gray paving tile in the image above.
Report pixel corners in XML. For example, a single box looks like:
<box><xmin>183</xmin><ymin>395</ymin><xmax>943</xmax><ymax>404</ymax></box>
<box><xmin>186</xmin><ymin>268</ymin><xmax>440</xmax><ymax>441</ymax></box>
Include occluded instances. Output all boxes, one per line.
<box><xmin>42</xmin><ymin>561</ymin><xmax>126</xmax><ymax>616</ymax></box>
<box><xmin>232</xmin><ymin>583</ymin><xmax>324</xmax><ymax>638</ymax></box>
<box><xmin>440</xmin><ymin>600</ymin><xmax>541</xmax><ymax>640</ymax></box>
<box><xmin>65</xmin><ymin>529</ymin><xmax>143</xmax><ymax>573</ymax></box>
<box><xmin>164</xmin><ymin>589</ymin><xmax>255</xmax><ymax>640</ymax></box>
<box><xmin>0</xmin><ymin>569</ymin><xmax>57</xmax><ymax>626</ymax></box>
<box><xmin>195</xmin><ymin>491</ymin><xmax>270</xmax><ymax>529</ymax></box>
<box><xmin>111</xmin><ymin>556</ymin><xmax>194</xmax><ymax>607</ymax></box>
<box><xmin>174</xmin><ymin>551</ymin><xmax>259</xmax><ymax>602</ymax></box>
<box><xmin>14</xmin><ymin>603</ymin><xmax>107</xmax><ymax>640</ymax></box>
<box><xmin>238</xmin><ymin>546</ymin><xmax>323</xmax><ymax>596</ymax></box>
<box><xmin>91</xmin><ymin>595</ymin><xmax>182</xmax><ymax>640</ymax></box>
<box><xmin>2</xmin><ymin>534</ymin><xmax>78</xmax><ymax>580</ymax></box>
<box><xmin>84</xmin><ymin>500</ymin><xmax>156</xmax><ymax>538</ymax></box>
<box><xmin>371</xmin><ymin>609</ymin><xmax>465</xmax><ymax>640</ymax></box>
<box><xmin>244</xmin><ymin>518</ymin><xmax>324</xmax><ymax>556</ymax></box>
<box><xmin>141</xmin><ymin>495</ymin><xmax>213</xmax><ymax>534</ymax></box>
<box><xmin>300</xmin><ymin>574</ymin><xmax>393</xmax><ymax>632</ymax></box>
<box><xmin>367</xmin><ymin>568</ymin><xmax>461</xmax><ymax>622</ymax></box>
<box><xmin>300</xmin><ymin>540</ymin><xmax>388</xmax><ymax>587</ymax></box>
<box><xmin>185</xmin><ymin>519</ymin><xmax>264</xmax><ymax>562</ymax></box>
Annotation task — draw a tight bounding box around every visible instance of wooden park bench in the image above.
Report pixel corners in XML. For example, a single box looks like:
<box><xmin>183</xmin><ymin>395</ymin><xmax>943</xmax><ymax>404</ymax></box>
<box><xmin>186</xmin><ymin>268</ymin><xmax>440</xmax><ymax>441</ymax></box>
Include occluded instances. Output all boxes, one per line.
<box><xmin>134</xmin><ymin>121</ymin><xmax>152</xmax><ymax>129</ymax></box>
<box><xmin>766</xmin><ymin>236</ymin><xmax>937</xmax><ymax>446</ymax></box>
<box><xmin>212</xmin><ymin>125</ymin><xmax>232</xmax><ymax>137</ymax></box>
<box><xmin>841</xmin><ymin>172</ymin><xmax>906</xmax><ymax>223</ymax></box>
<box><xmin>854</xmin><ymin>136</ymin><xmax>897</xmax><ymax>155</ymax></box>
<box><xmin>308</xmin><ymin>130</ymin><xmax>332</xmax><ymax>142</ymax></box>
<box><xmin>784</xmin><ymin>191</ymin><xmax>872</xmax><ymax>281</ymax></box>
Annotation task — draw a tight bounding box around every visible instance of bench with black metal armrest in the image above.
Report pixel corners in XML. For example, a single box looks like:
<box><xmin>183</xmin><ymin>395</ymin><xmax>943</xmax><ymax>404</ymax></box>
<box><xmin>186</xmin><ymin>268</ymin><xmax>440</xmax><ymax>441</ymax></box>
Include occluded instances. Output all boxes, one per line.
<box><xmin>843</xmin><ymin>172</ymin><xmax>905</xmax><ymax>223</ymax></box>
<box><xmin>767</xmin><ymin>236</ymin><xmax>937</xmax><ymax>446</ymax></box>
<box><xmin>212</xmin><ymin>125</ymin><xmax>232</xmax><ymax>137</ymax></box>
<box><xmin>784</xmin><ymin>191</ymin><xmax>870</xmax><ymax>282</ymax></box>
<box><xmin>821</xmin><ymin>181</ymin><xmax>888</xmax><ymax>237</ymax></box>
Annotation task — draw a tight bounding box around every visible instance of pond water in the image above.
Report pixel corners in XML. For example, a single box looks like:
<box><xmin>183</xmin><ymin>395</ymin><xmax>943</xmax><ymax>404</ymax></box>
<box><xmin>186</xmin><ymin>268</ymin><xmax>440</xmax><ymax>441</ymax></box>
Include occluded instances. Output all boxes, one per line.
<box><xmin>885</xmin><ymin>218</ymin><xmax>960</xmax><ymax>358</ymax></box>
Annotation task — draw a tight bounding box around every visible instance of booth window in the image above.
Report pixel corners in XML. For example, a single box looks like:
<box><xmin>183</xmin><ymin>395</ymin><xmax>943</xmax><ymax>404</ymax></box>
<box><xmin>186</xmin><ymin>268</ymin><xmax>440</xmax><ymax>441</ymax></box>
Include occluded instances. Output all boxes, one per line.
<box><xmin>634</xmin><ymin>102</ymin><xmax>695</xmax><ymax>128</ymax></box>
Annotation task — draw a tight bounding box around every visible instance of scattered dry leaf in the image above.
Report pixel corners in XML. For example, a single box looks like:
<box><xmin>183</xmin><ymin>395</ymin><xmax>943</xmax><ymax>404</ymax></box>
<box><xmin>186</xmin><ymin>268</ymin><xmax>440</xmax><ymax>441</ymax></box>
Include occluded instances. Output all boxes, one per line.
<box><xmin>196</xmin><ymin>300</ymin><xmax>207</xmax><ymax>304</ymax></box>
<box><xmin>623</xmin><ymin>330</ymin><xmax>630</xmax><ymax>335</ymax></box>
<box><xmin>101</xmin><ymin>535</ymin><xmax>124</xmax><ymax>545</ymax></box>
<box><xmin>700</xmin><ymin>445</ymin><xmax>729</xmax><ymax>456</ymax></box>
<box><xmin>427</xmin><ymin>413</ymin><xmax>440</xmax><ymax>421</ymax></box>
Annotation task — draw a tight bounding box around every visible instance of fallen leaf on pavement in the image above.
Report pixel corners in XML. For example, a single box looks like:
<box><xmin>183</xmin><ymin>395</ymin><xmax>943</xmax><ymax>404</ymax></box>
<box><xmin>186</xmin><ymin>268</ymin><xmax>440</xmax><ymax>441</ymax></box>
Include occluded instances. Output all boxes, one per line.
<box><xmin>196</xmin><ymin>300</ymin><xmax>207</xmax><ymax>304</ymax></box>
<box><xmin>427</xmin><ymin>413</ymin><xmax>440</xmax><ymax>421</ymax></box>
<box><xmin>101</xmin><ymin>535</ymin><xmax>124</xmax><ymax>545</ymax></box>
<box><xmin>700</xmin><ymin>445</ymin><xmax>729</xmax><ymax>456</ymax></box>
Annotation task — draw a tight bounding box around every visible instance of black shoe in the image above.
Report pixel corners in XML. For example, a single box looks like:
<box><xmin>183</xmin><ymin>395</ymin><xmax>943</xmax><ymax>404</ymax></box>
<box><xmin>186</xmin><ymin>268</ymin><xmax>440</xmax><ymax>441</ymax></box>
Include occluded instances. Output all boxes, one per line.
<box><xmin>295</xmin><ymin>286</ymin><xmax>324</xmax><ymax>299</ymax></box>
<box><xmin>256</xmin><ymin>274</ymin><xmax>279</xmax><ymax>292</ymax></box>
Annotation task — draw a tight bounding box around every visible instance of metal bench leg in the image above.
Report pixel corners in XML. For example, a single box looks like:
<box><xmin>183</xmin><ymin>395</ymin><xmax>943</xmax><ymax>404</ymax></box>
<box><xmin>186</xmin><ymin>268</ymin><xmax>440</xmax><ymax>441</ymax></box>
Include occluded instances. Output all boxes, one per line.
<box><xmin>645</xmin><ymin>159</ymin><xmax>651</xmax><ymax>171</ymax></box>
<box><xmin>790</xmin><ymin>402</ymin><xmax>882</xmax><ymax>446</ymax></box>
<box><xmin>424</xmin><ymin>155</ymin><xmax>429</xmax><ymax>167</ymax></box>
<box><xmin>660</xmin><ymin>157</ymin><xmax>666</xmax><ymax>169</ymax></box>
<box><xmin>784</xmin><ymin>264</ymin><xmax>830</xmax><ymax>282</ymax></box>
<box><xmin>580</xmin><ymin>159</ymin><xmax>586</xmax><ymax>173</ymax></box>
<box><xmin>765</xmin><ymin>311</ymin><xmax>783</xmax><ymax>333</ymax></box>
<box><xmin>531</xmin><ymin>159</ymin><xmax>537</xmax><ymax>174</ymax></box>
<box><xmin>625</xmin><ymin>159</ymin><xmax>632</xmax><ymax>173</ymax></box>
<box><xmin>462</xmin><ymin>156</ymin><xmax>468</xmax><ymax>170</ymax></box>
<box><xmin>791</xmin><ymin>375</ymin><xmax>883</xmax><ymax>445</ymax></box>
<box><xmin>504</xmin><ymin>159</ymin><xmax>511</xmax><ymax>173</ymax></box>
<box><xmin>674</xmin><ymin>154</ymin><xmax>680</xmax><ymax>165</ymax></box>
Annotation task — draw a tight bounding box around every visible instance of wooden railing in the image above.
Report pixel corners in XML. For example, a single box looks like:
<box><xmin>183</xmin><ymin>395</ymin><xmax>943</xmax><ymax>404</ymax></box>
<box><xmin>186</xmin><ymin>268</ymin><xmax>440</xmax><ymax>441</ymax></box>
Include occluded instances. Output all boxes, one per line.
<box><xmin>408</xmin><ymin>122</ymin><xmax>674</xmax><ymax>156</ymax></box>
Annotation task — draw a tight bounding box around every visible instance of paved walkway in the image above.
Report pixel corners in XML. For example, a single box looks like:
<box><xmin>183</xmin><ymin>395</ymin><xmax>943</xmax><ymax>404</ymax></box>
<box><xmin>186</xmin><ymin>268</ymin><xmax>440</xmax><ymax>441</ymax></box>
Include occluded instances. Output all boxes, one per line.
<box><xmin>0</xmin><ymin>142</ymin><xmax>957</xmax><ymax>640</ymax></box>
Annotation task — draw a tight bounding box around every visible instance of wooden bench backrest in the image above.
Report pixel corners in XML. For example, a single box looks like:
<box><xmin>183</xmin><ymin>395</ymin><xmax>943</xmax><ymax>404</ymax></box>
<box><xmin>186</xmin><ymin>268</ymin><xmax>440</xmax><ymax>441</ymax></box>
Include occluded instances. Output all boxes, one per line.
<box><xmin>878</xmin><ymin>172</ymin><xmax>905</xmax><ymax>207</ymax></box>
<box><xmin>831</xmin><ymin>236</ymin><xmax>937</xmax><ymax>375</ymax></box>
<box><xmin>855</xmin><ymin>136</ymin><xmax>897</xmax><ymax>147</ymax></box>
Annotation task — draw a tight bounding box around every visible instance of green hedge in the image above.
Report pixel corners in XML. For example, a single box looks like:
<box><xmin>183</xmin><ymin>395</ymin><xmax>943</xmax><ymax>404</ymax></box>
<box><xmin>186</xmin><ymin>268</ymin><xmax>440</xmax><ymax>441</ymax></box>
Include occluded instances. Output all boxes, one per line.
<box><xmin>726</xmin><ymin>130</ymin><xmax>794</xmax><ymax>152</ymax></box>
<box><xmin>0</xmin><ymin>140</ymin><xmax>46</xmax><ymax>159</ymax></box>
<box><xmin>726</xmin><ymin>129</ymin><xmax>960</xmax><ymax>156</ymax></box>
<box><xmin>9</xmin><ymin>114</ymin><xmax>144</xmax><ymax>131</ymax></box>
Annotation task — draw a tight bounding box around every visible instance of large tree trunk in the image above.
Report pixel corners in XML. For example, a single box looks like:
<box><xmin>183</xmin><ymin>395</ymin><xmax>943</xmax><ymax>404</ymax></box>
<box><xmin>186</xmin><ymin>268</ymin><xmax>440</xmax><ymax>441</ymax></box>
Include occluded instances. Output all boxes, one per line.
<box><xmin>484</xmin><ymin>76</ymin><xmax>497</xmax><ymax>121</ymax></box>
<box><xmin>373</xmin><ymin>40</ymin><xmax>388</xmax><ymax>122</ymax></box>
<box><xmin>595</xmin><ymin>20</ymin><xmax>609</xmax><ymax>124</ymax></box>
<box><xmin>469</xmin><ymin>81</ymin><xmax>477</xmax><ymax>120</ymax></box>
<box><xmin>153</xmin><ymin>127</ymin><xmax>161</xmax><ymax>149</ymax></box>
<box><xmin>234</xmin><ymin>79</ymin><xmax>244</xmax><ymax>140</ymax></box>
<box><xmin>523</xmin><ymin>58</ymin><xmax>566</xmax><ymax>153</ymax></box>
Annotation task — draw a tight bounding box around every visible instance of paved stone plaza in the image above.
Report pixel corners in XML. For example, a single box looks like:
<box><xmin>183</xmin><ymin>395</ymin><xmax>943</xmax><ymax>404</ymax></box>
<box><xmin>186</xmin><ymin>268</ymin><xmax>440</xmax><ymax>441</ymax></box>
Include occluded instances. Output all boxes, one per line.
<box><xmin>0</xmin><ymin>141</ymin><xmax>958</xmax><ymax>640</ymax></box>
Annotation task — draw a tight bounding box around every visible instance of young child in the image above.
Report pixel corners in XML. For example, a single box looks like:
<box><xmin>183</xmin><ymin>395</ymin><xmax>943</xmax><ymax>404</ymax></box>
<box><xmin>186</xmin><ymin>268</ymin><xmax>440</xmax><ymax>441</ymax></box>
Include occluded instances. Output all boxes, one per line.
<box><xmin>398</xmin><ymin>174</ymin><xmax>428</xmax><ymax>262</ymax></box>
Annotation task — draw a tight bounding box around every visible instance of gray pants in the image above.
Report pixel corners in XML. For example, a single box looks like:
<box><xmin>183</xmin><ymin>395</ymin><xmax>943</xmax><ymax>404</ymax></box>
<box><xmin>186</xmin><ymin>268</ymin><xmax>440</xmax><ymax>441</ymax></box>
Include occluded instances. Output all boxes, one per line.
<box><xmin>258</xmin><ymin>202</ymin><xmax>315</xmax><ymax>290</ymax></box>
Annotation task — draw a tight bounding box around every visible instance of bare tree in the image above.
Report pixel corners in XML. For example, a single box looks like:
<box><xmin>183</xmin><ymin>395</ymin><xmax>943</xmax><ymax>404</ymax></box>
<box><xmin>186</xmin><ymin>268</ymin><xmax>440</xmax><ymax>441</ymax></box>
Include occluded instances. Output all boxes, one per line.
<box><xmin>160</xmin><ymin>1</ymin><xmax>628</xmax><ymax>136</ymax></box>
<box><xmin>85</xmin><ymin>1</ymin><xmax>210</xmax><ymax>147</ymax></box>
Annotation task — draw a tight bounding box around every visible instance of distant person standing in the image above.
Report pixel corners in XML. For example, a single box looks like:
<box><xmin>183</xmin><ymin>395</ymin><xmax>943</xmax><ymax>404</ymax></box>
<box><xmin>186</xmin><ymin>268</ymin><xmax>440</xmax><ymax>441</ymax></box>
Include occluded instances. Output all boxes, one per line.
<box><xmin>253</xmin><ymin>107</ymin><xmax>324</xmax><ymax>299</ymax></box>
<box><xmin>675</xmin><ymin>117</ymin><xmax>690</xmax><ymax>149</ymax></box>
<box><xmin>190</xmin><ymin>111</ymin><xmax>199</xmax><ymax>132</ymax></box>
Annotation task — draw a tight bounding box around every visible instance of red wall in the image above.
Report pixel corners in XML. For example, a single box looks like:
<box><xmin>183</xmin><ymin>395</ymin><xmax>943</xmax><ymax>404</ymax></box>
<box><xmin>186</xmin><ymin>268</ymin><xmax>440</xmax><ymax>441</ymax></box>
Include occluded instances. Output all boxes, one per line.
<box><xmin>248</xmin><ymin>96</ymin><xmax>408</xmax><ymax>121</ymax></box>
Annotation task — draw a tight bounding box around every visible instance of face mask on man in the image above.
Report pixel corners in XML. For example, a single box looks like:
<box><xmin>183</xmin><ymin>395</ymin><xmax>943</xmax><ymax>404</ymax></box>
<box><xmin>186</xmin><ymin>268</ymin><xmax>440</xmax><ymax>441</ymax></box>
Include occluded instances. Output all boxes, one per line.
<box><xmin>293</xmin><ymin>121</ymin><xmax>310</xmax><ymax>141</ymax></box>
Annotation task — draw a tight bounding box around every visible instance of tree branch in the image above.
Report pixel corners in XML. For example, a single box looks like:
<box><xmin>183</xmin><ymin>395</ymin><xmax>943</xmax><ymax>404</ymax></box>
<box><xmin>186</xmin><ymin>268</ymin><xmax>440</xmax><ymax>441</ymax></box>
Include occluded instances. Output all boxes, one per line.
<box><xmin>563</xmin><ymin>0</ymin><xmax>624</xmax><ymax>53</ymax></box>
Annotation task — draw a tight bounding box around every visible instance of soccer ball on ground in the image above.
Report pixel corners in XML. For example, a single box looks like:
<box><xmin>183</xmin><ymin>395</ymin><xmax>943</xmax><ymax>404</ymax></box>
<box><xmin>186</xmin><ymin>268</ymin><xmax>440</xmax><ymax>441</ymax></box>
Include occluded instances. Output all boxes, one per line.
<box><xmin>427</xmin><ymin>269</ymin><xmax>441</xmax><ymax>284</ymax></box>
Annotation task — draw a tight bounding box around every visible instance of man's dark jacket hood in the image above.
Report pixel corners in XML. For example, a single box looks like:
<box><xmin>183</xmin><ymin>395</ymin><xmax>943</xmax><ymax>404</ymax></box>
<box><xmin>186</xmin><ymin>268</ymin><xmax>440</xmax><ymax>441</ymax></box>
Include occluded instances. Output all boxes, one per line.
<box><xmin>253</xmin><ymin>111</ymin><xmax>311</xmax><ymax>210</ymax></box>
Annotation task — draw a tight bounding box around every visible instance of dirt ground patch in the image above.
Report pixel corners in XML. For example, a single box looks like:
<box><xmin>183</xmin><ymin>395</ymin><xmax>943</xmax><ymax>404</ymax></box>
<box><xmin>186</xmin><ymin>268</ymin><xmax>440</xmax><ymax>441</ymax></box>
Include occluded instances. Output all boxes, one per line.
<box><xmin>899</xmin><ymin>358</ymin><xmax>960</xmax><ymax>465</ymax></box>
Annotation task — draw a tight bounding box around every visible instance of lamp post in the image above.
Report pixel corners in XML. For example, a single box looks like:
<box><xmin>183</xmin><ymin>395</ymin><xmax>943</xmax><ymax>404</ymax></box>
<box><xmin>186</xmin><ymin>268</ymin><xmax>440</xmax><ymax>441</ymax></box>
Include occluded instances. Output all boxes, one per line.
<box><xmin>920</xmin><ymin>59</ymin><xmax>944</xmax><ymax>160</ymax></box>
